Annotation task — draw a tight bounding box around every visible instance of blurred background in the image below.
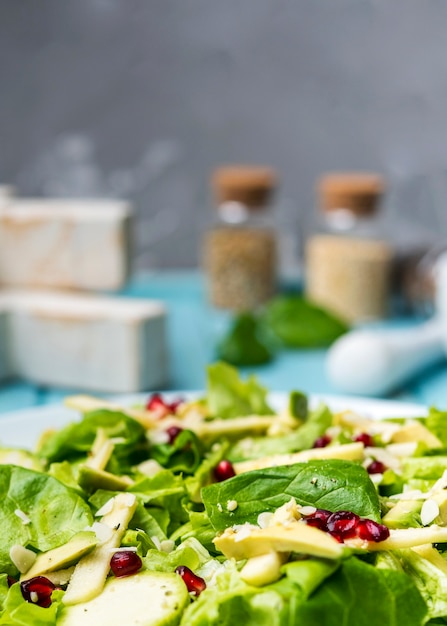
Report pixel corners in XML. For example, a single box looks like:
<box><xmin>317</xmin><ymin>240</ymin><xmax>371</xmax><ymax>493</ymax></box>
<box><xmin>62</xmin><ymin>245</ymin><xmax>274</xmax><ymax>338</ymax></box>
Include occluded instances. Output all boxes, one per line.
<box><xmin>2</xmin><ymin>0</ymin><xmax>447</xmax><ymax>272</ymax></box>
<box><xmin>3</xmin><ymin>0</ymin><xmax>447</xmax><ymax>408</ymax></box>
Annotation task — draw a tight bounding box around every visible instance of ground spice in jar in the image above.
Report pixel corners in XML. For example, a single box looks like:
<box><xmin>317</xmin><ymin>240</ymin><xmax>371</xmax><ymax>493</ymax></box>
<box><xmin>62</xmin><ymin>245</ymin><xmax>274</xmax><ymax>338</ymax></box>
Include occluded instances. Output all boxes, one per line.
<box><xmin>204</xmin><ymin>166</ymin><xmax>278</xmax><ymax>311</ymax></box>
<box><xmin>305</xmin><ymin>173</ymin><xmax>393</xmax><ymax>323</ymax></box>
<box><xmin>306</xmin><ymin>235</ymin><xmax>392</xmax><ymax>322</ymax></box>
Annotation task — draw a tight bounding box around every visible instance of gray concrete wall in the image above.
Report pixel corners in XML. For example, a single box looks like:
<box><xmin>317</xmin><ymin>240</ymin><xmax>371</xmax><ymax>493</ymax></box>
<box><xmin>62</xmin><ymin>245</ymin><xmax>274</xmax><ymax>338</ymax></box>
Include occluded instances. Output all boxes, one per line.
<box><xmin>1</xmin><ymin>0</ymin><xmax>447</xmax><ymax>270</ymax></box>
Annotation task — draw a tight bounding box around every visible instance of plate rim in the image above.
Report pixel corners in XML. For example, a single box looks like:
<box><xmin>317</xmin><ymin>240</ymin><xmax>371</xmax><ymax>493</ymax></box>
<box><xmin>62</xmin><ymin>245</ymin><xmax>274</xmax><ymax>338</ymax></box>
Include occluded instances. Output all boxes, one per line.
<box><xmin>0</xmin><ymin>392</ymin><xmax>427</xmax><ymax>450</ymax></box>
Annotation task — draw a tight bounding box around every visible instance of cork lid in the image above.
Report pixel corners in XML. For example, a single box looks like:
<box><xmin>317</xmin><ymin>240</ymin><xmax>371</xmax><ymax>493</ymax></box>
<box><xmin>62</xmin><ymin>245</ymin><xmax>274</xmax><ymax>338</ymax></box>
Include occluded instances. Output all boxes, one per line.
<box><xmin>212</xmin><ymin>165</ymin><xmax>277</xmax><ymax>209</ymax></box>
<box><xmin>318</xmin><ymin>172</ymin><xmax>385</xmax><ymax>217</ymax></box>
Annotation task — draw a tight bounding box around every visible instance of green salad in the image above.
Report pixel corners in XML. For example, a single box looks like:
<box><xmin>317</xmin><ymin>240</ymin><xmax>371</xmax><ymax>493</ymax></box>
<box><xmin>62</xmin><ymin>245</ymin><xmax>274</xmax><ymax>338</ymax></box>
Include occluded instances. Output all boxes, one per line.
<box><xmin>1</xmin><ymin>362</ymin><xmax>447</xmax><ymax>625</ymax></box>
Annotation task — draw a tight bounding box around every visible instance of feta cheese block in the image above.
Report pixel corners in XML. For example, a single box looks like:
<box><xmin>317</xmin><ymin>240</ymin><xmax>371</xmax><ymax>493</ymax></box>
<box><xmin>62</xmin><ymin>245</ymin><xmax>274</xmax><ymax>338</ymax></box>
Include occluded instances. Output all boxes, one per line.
<box><xmin>0</xmin><ymin>289</ymin><xmax>167</xmax><ymax>392</ymax></box>
<box><xmin>0</xmin><ymin>295</ymin><xmax>13</xmax><ymax>381</ymax></box>
<box><xmin>0</xmin><ymin>185</ymin><xmax>14</xmax><ymax>207</ymax></box>
<box><xmin>0</xmin><ymin>198</ymin><xmax>131</xmax><ymax>290</ymax></box>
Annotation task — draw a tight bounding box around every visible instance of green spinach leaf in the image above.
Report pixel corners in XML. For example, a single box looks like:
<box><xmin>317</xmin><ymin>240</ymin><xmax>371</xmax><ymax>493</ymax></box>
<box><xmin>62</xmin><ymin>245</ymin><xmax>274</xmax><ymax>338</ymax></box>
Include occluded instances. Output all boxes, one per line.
<box><xmin>202</xmin><ymin>459</ymin><xmax>381</xmax><ymax>529</ymax></box>
<box><xmin>217</xmin><ymin>313</ymin><xmax>275</xmax><ymax>366</ymax></box>
<box><xmin>262</xmin><ymin>295</ymin><xmax>348</xmax><ymax>348</ymax></box>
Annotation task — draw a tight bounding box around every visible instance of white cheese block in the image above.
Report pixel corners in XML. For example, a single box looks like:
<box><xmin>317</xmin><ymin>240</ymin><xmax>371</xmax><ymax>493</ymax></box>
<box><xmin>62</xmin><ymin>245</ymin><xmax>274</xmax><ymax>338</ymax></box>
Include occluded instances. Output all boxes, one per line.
<box><xmin>0</xmin><ymin>198</ymin><xmax>131</xmax><ymax>290</ymax></box>
<box><xmin>0</xmin><ymin>289</ymin><xmax>168</xmax><ymax>393</ymax></box>
<box><xmin>0</xmin><ymin>300</ymin><xmax>13</xmax><ymax>380</ymax></box>
<box><xmin>0</xmin><ymin>185</ymin><xmax>14</xmax><ymax>207</ymax></box>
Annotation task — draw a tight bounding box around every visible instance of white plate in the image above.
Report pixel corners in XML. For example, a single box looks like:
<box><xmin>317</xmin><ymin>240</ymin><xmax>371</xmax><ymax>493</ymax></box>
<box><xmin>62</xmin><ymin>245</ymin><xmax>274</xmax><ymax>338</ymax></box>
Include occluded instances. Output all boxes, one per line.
<box><xmin>0</xmin><ymin>393</ymin><xmax>427</xmax><ymax>451</ymax></box>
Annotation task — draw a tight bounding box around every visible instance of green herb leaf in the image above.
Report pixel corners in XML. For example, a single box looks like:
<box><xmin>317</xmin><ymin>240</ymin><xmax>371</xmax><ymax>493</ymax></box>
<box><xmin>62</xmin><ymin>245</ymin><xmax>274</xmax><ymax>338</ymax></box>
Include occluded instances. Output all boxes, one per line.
<box><xmin>217</xmin><ymin>313</ymin><xmax>275</xmax><ymax>366</ymax></box>
<box><xmin>202</xmin><ymin>459</ymin><xmax>381</xmax><ymax>530</ymax></box>
<box><xmin>206</xmin><ymin>362</ymin><xmax>273</xmax><ymax>418</ymax></box>
<box><xmin>150</xmin><ymin>429</ymin><xmax>204</xmax><ymax>474</ymax></box>
<box><xmin>262</xmin><ymin>295</ymin><xmax>349</xmax><ymax>348</ymax></box>
<box><xmin>292</xmin><ymin>556</ymin><xmax>427</xmax><ymax>626</ymax></box>
<box><xmin>0</xmin><ymin>465</ymin><xmax>93</xmax><ymax>576</ymax></box>
<box><xmin>38</xmin><ymin>410</ymin><xmax>146</xmax><ymax>466</ymax></box>
<box><xmin>228</xmin><ymin>403</ymin><xmax>332</xmax><ymax>461</ymax></box>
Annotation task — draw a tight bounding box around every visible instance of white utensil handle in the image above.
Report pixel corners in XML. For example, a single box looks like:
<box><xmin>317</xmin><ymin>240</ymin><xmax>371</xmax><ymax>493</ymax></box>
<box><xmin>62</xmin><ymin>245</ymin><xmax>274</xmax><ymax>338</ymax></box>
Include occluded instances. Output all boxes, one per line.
<box><xmin>326</xmin><ymin>319</ymin><xmax>445</xmax><ymax>396</ymax></box>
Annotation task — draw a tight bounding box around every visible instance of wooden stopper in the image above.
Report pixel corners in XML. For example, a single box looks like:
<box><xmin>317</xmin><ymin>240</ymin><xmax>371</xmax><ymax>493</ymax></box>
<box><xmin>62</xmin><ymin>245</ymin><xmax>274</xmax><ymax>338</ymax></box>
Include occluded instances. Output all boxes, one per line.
<box><xmin>212</xmin><ymin>165</ymin><xmax>277</xmax><ymax>209</ymax></box>
<box><xmin>318</xmin><ymin>173</ymin><xmax>385</xmax><ymax>217</ymax></box>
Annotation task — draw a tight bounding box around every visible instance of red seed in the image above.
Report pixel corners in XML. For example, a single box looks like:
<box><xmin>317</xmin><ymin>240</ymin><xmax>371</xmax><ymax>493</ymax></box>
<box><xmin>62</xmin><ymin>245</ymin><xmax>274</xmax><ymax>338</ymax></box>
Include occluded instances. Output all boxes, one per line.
<box><xmin>303</xmin><ymin>508</ymin><xmax>332</xmax><ymax>531</ymax></box>
<box><xmin>146</xmin><ymin>394</ymin><xmax>171</xmax><ymax>418</ymax></box>
<box><xmin>7</xmin><ymin>576</ymin><xmax>16</xmax><ymax>587</ymax></box>
<box><xmin>110</xmin><ymin>551</ymin><xmax>142</xmax><ymax>578</ymax></box>
<box><xmin>168</xmin><ymin>399</ymin><xmax>183</xmax><ymax>413</ymax></box>
<box><xmin>166</xmin><ymin>426</ymin><xmax>183</xmax><ymax>444</ymax></box>
<box><xmin>21</xmin><ymin>576</ymin><xmax>56</xmax><ymax>608</ymax></box>
<box><xmin>313</xmin><ymin>435</ymin><xmax>332</xmax><ymax>449</ymax></box>
<box><xmin>214</xmin><ymin>460</ymin><xmax>236</xmax><ymax>482</ymax></box>
<box><xmin>146</xmin><ymin>394</ymin><xmax>183</xmax><ymax>418</ymax></box>
<box><xmin>367</xmin><ymin>460</ymin><xmax>387</xmax><ymax>474</ymax></box>
<box><xmin>175</xmin><ymin>565</ymin><xmax>206</xmax><ymax>596</ymax></box>
<box><xmin>353</xmin><ymin>432</ymin><xmax>375</xmax><ymax>447</ymax></box>
<box><xmin>326</xmin><ymin>510</ymin><xmax>360</xmax><ymax>541</ymax></box>
<box><xmin>357</xmin><ymin>518</ymin><xmax>390</xmax><ymax>542</ymax></box>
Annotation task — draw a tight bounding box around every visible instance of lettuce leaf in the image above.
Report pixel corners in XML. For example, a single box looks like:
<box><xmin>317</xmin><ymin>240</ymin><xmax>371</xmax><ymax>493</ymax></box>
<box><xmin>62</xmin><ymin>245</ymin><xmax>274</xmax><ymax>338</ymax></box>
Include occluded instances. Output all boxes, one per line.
<box><xmin>181</xmin><ymin>556</ymin><xmax>426</xmax><ymax>626</ymax></box>
<box><xmin>180</xmin><ymin>562</ymin><xmax>295</xmax><ymax>626</ymax></box>
<box><xmin>396</xmin><ymin>549</ymin><xmax>447</xmax><ymax>620</ymax></box>
<box><xmin>292</xmin><ymin>556</ymin><xmax>427</xmax><ymax>626</ymax></box>
<box><xmin>0</xmin><ymin>584</ymin><xmax>63</xmax><ymax>626</ymax></box>
<box><xmin>229</xmin><ymin>404</ymin><xmax>332</xmax><ymax>461</ymax></box>
<box><xmin>37</xmin><ymin>410</ymin><xmax>146</xmax><ymax>466</ymax></box>
<box><xmin>150</xmin><ymin>429</ymin><xmax>204</xmax><ymax>474</ymax></box>
<box><xmin>206</xmin><ymin>363</ymin><xmax>272</xmax><ymax>419</ymax></box>
<box><xmin>0</xmin><ymin>465</ymin><xmax>93</xmax><ymax>575</ymax></box>
<box><xmin>424</xmin><ymin>408</ymin><xmax>447</xmax><ymax>448</ymax></box>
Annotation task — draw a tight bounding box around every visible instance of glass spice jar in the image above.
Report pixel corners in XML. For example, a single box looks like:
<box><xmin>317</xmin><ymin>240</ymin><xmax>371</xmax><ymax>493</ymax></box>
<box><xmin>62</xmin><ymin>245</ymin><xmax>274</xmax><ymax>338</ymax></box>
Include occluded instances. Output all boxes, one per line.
<box><xmin>203</xmin><ymin>166</ymin><xmax>278</xmax><ymax>311</ymax></box>
<box><xmin>305</xmin><ymin>172</ymin><xmax>393</xmax><ymax>323</ymax></box>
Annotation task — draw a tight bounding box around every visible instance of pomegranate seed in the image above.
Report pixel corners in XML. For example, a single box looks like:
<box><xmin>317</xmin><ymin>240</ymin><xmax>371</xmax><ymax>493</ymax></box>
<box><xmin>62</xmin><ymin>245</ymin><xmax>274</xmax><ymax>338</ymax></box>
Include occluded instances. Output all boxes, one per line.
<box><xmin>367</xmin><ymin>460</ymin><xmax>387</xmax><ymax>475</ymax></box>
<box><xmin>166</xmin><ymin>426</ymin><xmax>183</xmax><ymax>444</ymax></box>
<box><xmin>146</xmin><ymin>394</ymin><xmax>183</xmax><ymax>418</ymax></box>
<box><xmin>313</xmin><ymin>435</ymin><xmax>332</xmax><ymax>448</ymax></box>
<box><xmin>357</xmin><ymin>518</ymin><xmax>390</xmax><ymax>542</ymax></box>
<box><xmin>7</xmin><ymin>575</ymin><xmax>16</xmax><ymax>587</ymax></box>
<box><xmin>21</xmin><ymin>576</ymin><xmax>56</xmax><ymax>608</ymax></box>
<box><xmin>146</xmin><ymin>394</ymin><xmax>171</xmax><ymax>418</ymax></box>
<box><xmin>303</xmin><ymin>508</ymin><xmax>332</xmax><ymax>531</ymax></box>
<box><xmin>214</xmin><ymin>460</ymin><xmax>236</xmax><ymax>482</ymax></box>
<box><xmin>168</xmin><ymin>399</ymin><xmax>183</xmax><ymax>413</ymax></box>
<box><xmin>175</xmin><ymin>565</ymin><xmax>206</xmax><ymax>596</ymax></box>
<box><xmin>110</xmin><ymin>551</ymin><xmax>142</xmax><ymax>577</ymax></box>
<box><xmin>353</xmin><ymin>432</ymin><xmax>375</xmax><ymax>447</ymax></box>
<box><xmin>326</xmin><ymin>510</ymin><xmax>360</xmax><ymax>541</ymax></box>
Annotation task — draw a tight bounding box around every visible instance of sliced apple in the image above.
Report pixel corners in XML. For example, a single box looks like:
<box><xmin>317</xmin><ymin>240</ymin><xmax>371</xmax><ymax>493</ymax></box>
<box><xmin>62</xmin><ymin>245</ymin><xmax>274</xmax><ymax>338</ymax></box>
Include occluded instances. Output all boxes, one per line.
<box><xmin>214</xmin><ymin>522</ymin><xmax>342</xmax><ymax>560</ymax></box>
<box><xmin>234</xmin><ymin>442</ymin><xmax>364</xmax><ymax>474</ymax></box>
<box><xmin>63</xmin><ymin>493</ymin><xmax>137</xmax><ymax>605</ymax></box>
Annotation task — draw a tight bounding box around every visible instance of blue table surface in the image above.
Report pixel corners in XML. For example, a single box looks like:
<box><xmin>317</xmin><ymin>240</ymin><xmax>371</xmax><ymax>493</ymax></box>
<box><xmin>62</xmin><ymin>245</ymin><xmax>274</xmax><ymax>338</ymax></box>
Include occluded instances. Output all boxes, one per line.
<box><xmin>1</xmin><ymin>271</ymin><xmax>447</xmax><ymax>414</ymax></box>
